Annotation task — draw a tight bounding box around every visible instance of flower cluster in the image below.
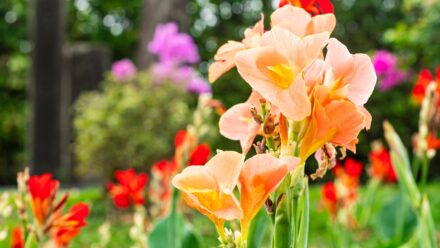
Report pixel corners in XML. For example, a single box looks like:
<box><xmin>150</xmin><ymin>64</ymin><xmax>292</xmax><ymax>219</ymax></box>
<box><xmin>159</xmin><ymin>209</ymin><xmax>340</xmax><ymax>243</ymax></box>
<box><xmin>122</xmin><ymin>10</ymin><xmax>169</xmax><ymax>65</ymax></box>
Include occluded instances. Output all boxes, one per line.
<box><xmin>149</xmin><ymin>22</ymin><xmax>211</xmax><ymax>94</ymax></box>
<box><xmin>13</xmin><ymin>171</ymin><xmax>90</xmax><ymax>248</ymax></box>
<box><xmin>372</xmin><ymin>50</ymin><xmax>408</xmax><ymax>91</ymax></box>
<box><xmin>174</xmin><ymin>3</ymin><xmax>376</xmax><ymax>246</ymax></box>
<box><xmin>321</xmin><ymin>158</ymin><xmax>363</xmax><ymax>227</ymax></box>
<box><xmin>412</xmin><ymin>66</ymin><xmax>440</xmax><ymax>105</ymax></box>
<box><xmin>412</xmin><ymin>66</ymin><xmax>440</xmax><ymax>158</ymax></box>
<box><xmin>111</xmin><ymin>59</ymin><xmax>137</xmax><ymax>81</ymax></box>
<box><xmin>108</xmin><ymin>169</ymin><xmax>148</xmax><ymax>209</ymax></box>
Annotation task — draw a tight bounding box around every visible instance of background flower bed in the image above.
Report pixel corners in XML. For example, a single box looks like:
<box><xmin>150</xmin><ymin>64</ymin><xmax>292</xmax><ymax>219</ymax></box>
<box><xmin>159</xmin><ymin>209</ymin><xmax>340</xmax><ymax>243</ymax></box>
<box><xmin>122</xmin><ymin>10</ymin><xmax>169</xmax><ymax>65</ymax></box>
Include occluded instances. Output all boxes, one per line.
<box><xmin>2</xmin><ymin>0</ymin><xmax>440</xmax><ymax>183</ymax></box>
<box><xmin>2</xmin><ymin>183</ymin><xmax>440</xmax><ymax>247</ymax></box>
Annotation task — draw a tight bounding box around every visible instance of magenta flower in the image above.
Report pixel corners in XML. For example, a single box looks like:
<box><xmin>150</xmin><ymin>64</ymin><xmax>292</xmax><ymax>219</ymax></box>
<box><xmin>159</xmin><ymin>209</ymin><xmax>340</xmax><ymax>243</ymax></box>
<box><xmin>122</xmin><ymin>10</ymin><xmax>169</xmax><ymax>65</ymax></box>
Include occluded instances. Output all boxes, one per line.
<box><xmin>151</xmin><ymin>62</ymin><xmax>211</xmax><ymax>94</ymax></box>
<box><xmin>111</xmin><ymin>59</ymin><xmax>137</xmax><ymax>81</ymax></box>
<box><xmin>187</xmin><ymin>76</ymin><xmax>211</xmax><ymax>94</ymax></box>
<box><xmin>372</xmin><ymin>50</ymin><xmax>408</xmax><ymax>91</ymax></box>
<box><xmin>373</xmin><ymin>50</ymin><xmax>397</xmax><ymax>76</ymax></box>
<box><xmin>148</xmin><ymin>23</ymin><xmax>200</xmax><ymax>65</ymax></box>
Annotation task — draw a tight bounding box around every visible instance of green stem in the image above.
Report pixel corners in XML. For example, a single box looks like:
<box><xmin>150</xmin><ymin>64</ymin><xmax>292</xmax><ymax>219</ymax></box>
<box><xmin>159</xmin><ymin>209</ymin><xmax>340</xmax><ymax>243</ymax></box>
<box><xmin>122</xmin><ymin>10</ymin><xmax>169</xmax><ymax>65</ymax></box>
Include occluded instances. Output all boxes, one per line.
<box><xmin>359</xmin><ymin>179</ymin><xmax>379</xmax><ymax>226</ymax></box>
<box><xmin>420</xmin><ymin>155</ymin><xmax>429</xmax><ymax>192</ymax></box>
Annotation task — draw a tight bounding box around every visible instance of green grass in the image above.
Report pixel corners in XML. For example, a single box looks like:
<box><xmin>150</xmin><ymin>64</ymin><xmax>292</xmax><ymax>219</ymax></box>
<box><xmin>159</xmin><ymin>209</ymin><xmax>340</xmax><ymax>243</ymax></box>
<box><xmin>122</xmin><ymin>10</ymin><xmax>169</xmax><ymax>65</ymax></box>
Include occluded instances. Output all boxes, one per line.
<box><xmin>1</xmin><ymin>183</ymin><xmax>439</xmax><ymax>247</ymax></box>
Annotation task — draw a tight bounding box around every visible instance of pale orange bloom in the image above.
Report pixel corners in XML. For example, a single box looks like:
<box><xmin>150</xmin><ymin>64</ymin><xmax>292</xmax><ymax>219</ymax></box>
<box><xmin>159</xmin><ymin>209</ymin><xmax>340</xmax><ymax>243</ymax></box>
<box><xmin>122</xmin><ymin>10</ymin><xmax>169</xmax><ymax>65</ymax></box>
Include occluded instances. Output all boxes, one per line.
<box><xmin>173</xmin><ymin>151</ymin><xmax>297</xmax><ymax>240</ymax></box>
<box><xmin>219</xmin><ymin>91</ymin><xmax>265</xmax><ymax>154</ymax></box>
<box><xmin>271</xmin><ymin>5</ymin><xmax>336</xmax><ymax>38</ymax></box>
<box><xmin>238</xmin><ymin>154</ymin><xmax>295</xmax><ymax>238</ymax></box>
<box><xmin>172</xmin><ymin>151</ymin><xmax>244</xmax><ymax>233</ymax></box>
<box><xmin>208</xmin><ymin>15</ymin><xmax>264</xmax><ymax>82</ymax></box>
<box><xmin>235</xmin><ymin>27</ymin><xmax>329</xmax><ymax>121</ymax></box>
<box><xmin>299</xmin><ymin>38</ymin><xmax>376</xmax><ymax>160</ymax></box>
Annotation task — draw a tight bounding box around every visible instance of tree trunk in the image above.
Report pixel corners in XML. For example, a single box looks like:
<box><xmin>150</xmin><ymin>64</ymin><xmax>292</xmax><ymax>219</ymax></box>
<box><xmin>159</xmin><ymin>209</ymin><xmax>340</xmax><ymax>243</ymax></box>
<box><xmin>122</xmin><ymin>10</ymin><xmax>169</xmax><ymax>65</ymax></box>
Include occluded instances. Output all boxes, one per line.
<box><xmin>29</xmin><ymin>0</ymin><xmax>65</xmax><ymax>176</ymax></box>
<box><xmin>136</xmin><ymin>0</ymin><xmax>189</xmax><ymax>69</ymax></box>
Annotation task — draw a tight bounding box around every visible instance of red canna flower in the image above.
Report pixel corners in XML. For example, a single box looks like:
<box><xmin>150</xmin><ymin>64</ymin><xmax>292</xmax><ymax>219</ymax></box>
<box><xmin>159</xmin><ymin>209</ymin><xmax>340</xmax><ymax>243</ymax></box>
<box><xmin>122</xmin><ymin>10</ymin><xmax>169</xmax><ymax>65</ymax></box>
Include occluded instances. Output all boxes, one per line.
<box><xmin>11</xmin><ymin>227</ymin><xmax>24</xmax><ymax>248</ymax></box>
<box><xmin>188</xmin><ymin>143</ymin><xmax>211</xmax><ymax>166</ymax></box>
<box><xmin>321</xmin><ymin>182</ymin><xmax>338</xmax><ymax>216</ymax></box>
<box><xmin>427</xmin><ymin>132</ymin><xmax>440</xmax><ymax>150</ymax></box>
<box><xmin>279</xmin><ymin>0</ymin><xmax>334</xmax><ymax>15</ymax></box>
<box><xmin>344</xmin><ymin>158</ymin><xmax>363</xmax><ymax>178</ymax></box>
<box><xmin>173</xmin><ymin>129</ymin><xmax>211</xmax><ymax>167</ymax></box>
<box><xmin>51</xmin><ymin>202</ymin><xmax>90</xmax><ymax>247</ymax></box>
<box><xmin>28</xmin><ymin>173</ymin><xmax>59</xmax><ymax>226</ymax></box>
<box><xmin>369</xmin><ymin>147</ymin><xmax>397</xmax><ymax>183</ymax></box>
<box><xmin>412</xmin><ymin>66</ymin><xmax>440</xmax><ymax>105</ymax></box>
<box><xmin>108</xmin><ymin>169</ymin><xmax>148</xmax><ymax>208</ymax></box>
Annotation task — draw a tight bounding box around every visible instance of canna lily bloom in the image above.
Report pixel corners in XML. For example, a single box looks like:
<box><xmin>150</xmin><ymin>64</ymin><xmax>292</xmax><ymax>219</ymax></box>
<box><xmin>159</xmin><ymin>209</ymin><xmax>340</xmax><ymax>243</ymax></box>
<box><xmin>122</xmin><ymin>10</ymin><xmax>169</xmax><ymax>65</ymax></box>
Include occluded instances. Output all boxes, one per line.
<box><xmin>11</xmin><ymin>227</ymin><xmax>24</xmax><ymax>248</ymax></box>
<box><xmin>271</xmin><ymin>5</ymin><xmax>336</xmax><ymax>38</ymax></box>
<box><xmin>209</xmin><ymin>15</ymin><xmax>264</xmax><ymax>82</ymax></box>
<box><xmin>321</xmin><ymin>182</ymin><xmax>337</xmax><ymax>216</ymax></box>
<box><xmin>174</xmin><ymin>130</ymin><xmax>211</xmax><ymax>167</ymax></box>
<box><xmin>278</xmin><ymin>0</ymin><xmax>334</xmax><ymax>16</ymax></box>
<box><xmin>108</xmin><ymin>169</ymin><xmax>148</xmax><ymax>208</ymax></box>
<box><xmin>172</xmin><ymin>151</ymin><xmax>244</xmax><ymax>236</ymax></box>
<box><xmin>219</xmin><ymin>91</ymin><xmax>265</xmax><ymax>154</ymax></box>
<box><xmin>412</xmin><ymin>66</ymin><xmax>440</xmax><ymax>105</ymax></box>
<box><xmin>427</xmin><ymin>133</ymin><xmax>440</xmax><ymax>150</ymax></box>
<box><xmin>334</xmin><ymin>159</ymin><xmax>363</xmax><ymax>202</ymax></box>
<box><xmin>299</xmin><ymin>38</ymin><xmax>375</xmax><ymax>161</ymax></box>
<box><xmin>188</xmin><ymin>143</ymin><xmax>211</xmax><ymax>165</ymax></box>
<box><xmin>235</xmin><ymin>27</ymin><xmax>329</xmax><ymax>121</ymax></box>
<box><xmin>238</xmin><ymin>154</ymin><xmax>292</xmax><ymax>238</ymax></box>
<box><xmin>51</xmin><ymin>203</ymin><xmax>90</xmax><ymax>248</ymax></box>
<box><xmin>28</xmin><ymin>174</ymin><xmax>59</xmax><ymax>226</ymax></box>
<box><xmin>369</xmin><ymin>145</ymin><xmax>397</xmax><ymax>183</ymax></box>
<box><xmin>173</xmin><ymin>151</ymin><xmax>295</xmax><ymax>240</ymax></box>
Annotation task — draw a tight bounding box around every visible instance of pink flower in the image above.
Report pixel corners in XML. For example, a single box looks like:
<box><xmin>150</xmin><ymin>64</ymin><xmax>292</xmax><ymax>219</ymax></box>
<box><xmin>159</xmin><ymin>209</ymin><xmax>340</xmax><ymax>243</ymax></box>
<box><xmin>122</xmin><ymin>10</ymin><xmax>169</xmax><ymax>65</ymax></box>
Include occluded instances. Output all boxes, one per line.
<box><xmin>111</xmin><ymin>59</ymin><xmax>137</xmax><ymax>80</ymax></box>
<box><xmin>148</xmin><ymin>22</ymin><xmax>199</xmax><ymax>64</ymax></box>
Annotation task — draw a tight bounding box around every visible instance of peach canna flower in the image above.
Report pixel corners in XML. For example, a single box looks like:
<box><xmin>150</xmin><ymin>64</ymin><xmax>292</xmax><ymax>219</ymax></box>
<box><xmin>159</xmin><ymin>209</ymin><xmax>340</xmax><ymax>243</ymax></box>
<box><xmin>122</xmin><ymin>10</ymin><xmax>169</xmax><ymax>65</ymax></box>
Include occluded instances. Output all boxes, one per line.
<box><xmin>219</xmin><ymin>91</ymin><xmax>265</xmax><ymax>154</ymax></box>
<box><xmin>299</xmin><ymin>39</ymin><xmax>375</xmax><ymax>160</ymax></box>
<box><xmin>235</xmin><ymin>27</ymin><xmax>329</xmax><ymax>121</ymax></box>
<box><xmin>271</xmin><ymin>5</ymin><xmax>336</xmax><ymax>38</ymax></box>
<box><xmin>208</xmin><ymin>15</ymin><xmax>264</xmax><ymax>83</ymax></box>
<box><xmin>172</xmin><ymin>151</ymin><xmax>244</xmax><ymax>235</ymax></box>
<box><xmin>238</xmin><ymin>154</ymin><xmax>293</xmax><ymax>238</ymax></box>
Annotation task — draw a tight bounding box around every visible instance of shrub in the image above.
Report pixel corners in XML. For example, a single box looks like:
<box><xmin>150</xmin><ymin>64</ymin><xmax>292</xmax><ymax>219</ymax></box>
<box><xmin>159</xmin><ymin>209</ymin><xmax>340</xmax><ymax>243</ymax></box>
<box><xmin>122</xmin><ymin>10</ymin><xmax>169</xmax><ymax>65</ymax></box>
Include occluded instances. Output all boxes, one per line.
<box><xmin>74</xmin><ymin>71</ymin><xmax>190</xmax><ymax>179</ymax></box>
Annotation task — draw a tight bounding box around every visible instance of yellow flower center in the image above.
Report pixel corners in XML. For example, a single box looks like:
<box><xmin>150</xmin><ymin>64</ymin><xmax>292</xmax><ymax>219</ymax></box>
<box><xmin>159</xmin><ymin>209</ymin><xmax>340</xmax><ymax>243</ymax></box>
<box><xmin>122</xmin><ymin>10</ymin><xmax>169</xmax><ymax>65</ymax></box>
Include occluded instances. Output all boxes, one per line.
<box><xmin>267</xmin><ymin>63</ymin><xmax>294</xmax><ymax>89</ymax></box>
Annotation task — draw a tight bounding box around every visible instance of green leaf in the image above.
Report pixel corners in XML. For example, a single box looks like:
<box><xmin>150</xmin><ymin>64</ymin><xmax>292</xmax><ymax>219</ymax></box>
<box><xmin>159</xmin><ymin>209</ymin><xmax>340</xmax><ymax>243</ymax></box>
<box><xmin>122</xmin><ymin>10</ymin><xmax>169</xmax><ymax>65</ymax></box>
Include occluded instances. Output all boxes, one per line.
<box><xmin>24</xmin><ymin>232</ymin><xmax>38</xmax><ymax>248</ymax></box>
<box><xmin>374</xmin><ymin>194</ymin><xmax>416</xmax><ymax>244</ymax></box>
<box><xmin>247</xmin><ymin>208</ymin><xmax>270</xmax><ymax>248</ymax></box>
<box><xmin>182</xmin><ymin>224</ymin><xmax>203</xmax><ymax>248</ymax></box>
<box><xmin>273</xmin><ymin>194</ymin><xmax>291</xmax><ymax>248</ymax></box>
<box><xmin>148</xmin><ymin>211</ymin><xmax>184</xmax><ymax>248</ymax></box>
<box><xmin>296</xmin><ymin>178</ymin><xmax>309</xmax><ymax>248</ymax></box>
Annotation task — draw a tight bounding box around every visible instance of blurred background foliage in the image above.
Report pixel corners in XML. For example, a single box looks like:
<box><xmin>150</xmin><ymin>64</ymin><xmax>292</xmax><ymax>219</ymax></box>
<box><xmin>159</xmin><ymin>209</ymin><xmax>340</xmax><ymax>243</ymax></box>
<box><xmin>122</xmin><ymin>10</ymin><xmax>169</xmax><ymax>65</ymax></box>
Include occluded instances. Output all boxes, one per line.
<box><xmin>1</xmin><ymin>0</ymin><xmax>440</xmax><ymax>183</ymax></box>
<box><xmin>74</xmin><ymin>73</ymin><xmax>190</xmax><ymax>179</ymax></box>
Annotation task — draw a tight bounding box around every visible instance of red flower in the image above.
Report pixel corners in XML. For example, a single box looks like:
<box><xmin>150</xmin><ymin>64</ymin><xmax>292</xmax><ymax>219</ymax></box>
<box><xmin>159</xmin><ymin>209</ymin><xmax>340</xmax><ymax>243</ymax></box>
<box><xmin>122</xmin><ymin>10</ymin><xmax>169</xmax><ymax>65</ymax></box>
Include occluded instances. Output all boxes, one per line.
<box><xmin>279</xmin><ymin>0</ymin><xmax>334</xmax><ymax>15</ymax></box>
<box><xmin>173</xmin><ymin>130</ymin><xmax>211</xmax><ymax>167</ymax></box>
<box><xmin>108</xmin><ymin>169</ymin><xmax>148</xmax><ymax>208</ymax></box>
<box><xmin>412</xmin><ymin>66</ymin><xmax>440</xmax><ymax>105</ymax></box>
<box><xmin>344</xmin><ymin>158</ymin><xmax>363</xmax><ymax>178</ymax></box>
<box><xmin>321</xmin><ymin>182</ymin><xmax>338</xmax><ymax>216</ymax></box>
<box><xmin>152</xmin><ymin>160</ymin><xmax>178</xmax><ymax>176</ymax></box>
<box><xmin>51</xmin><ymin>203</ymin><xmax>90</xmax><ymax>247</ymax></box>
<box><xmin>427</xmin><ymin>133</ymin><xmax>440</xmax><ymax>150</ymax></box>
<box><xmin>369</xmin><ymin>147</ymin><xmax>397</xmax><ymax>183</ymax></box>
<box><xmin>28</xmin><ymin>174</ymin><xmax>59</xmax><ymax>226</ymax></box>
<box><xmin>189</xmin><ymin>143</ymin><xmax>211</xmax><ymax>166</ymax></box>
<box><xmin>10</xmin><ymin>227</ymin><xmax>24</xmax><ymax>248</ymax></box>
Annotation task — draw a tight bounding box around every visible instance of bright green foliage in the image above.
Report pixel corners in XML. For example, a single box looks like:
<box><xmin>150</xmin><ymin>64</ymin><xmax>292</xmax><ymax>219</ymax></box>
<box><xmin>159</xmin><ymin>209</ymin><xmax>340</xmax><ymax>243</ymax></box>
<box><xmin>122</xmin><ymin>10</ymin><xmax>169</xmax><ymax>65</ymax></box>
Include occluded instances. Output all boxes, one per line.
<box><xmin>73</xmin><ymin>72</ymin><xmax>190</xmax><ymax>178</ymax></box>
